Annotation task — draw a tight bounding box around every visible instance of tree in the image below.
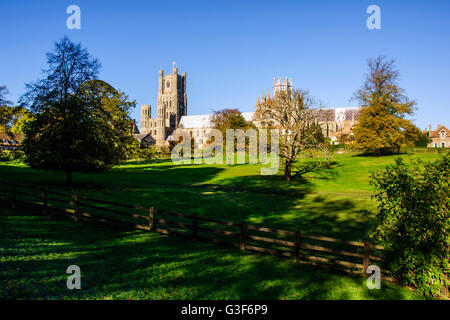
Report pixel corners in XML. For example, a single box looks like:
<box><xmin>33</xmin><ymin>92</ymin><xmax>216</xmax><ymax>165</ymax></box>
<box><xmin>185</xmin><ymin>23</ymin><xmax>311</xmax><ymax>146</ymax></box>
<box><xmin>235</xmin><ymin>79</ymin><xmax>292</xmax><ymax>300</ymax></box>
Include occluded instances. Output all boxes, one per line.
<box><xmin>20</xmin><ymin>37</ymin><xmax>135</xmax><ymax>184</ymax></box>
<box><xmin>0</xmin><ymin>86</ymin><xmax>13</xmax><ymax>131</ymax></box>
<box><xmin>414</xmin><ymin>131</ymin><xmax>430</xmax><ymax>148</ymax></box>
<box><xmin>353</xmin><ymin>56</ymin><xmax>418</xmax><ymax>155</ymax></box>
<box><xmin>210</xmin><ymin>108</ymin><xmax>254</xmax><ymax>137</ymax></box>
<box><xmin>338</xmin><ymin>132</ymin><xmax>354</xmax><ymax>145</ymax></box>
<box><xmin>255</xmin><ymin>89</ymin><xmax>326</xmax><ymax>181</ymax></box>
<box><xmin>210</xmin><ymin>108</ymin><xmax>256</xmax><ymax>154</ymax></box>
<box><xmin>407</xmin><ymin>127</ymin><xmax>430</xmax><ymax>148</ymax></box>
<box><xmin>9</xmin><ymin>107</ymin><xmax>33</xmax><ymax>134</ymax></box>
<box><xmin>370</xmin><ymin>154</ymin><xmax>449</xmax><ymax>296</ymax></box>
<box><xmin>0</xmin><ymin>86</ymin><xmax>31</xmax><ymax>133</ymax></box>
<box><xmin>0</xmin><ymin>86</ymin><xmax>11</xmax><ymax>106</ymax></box>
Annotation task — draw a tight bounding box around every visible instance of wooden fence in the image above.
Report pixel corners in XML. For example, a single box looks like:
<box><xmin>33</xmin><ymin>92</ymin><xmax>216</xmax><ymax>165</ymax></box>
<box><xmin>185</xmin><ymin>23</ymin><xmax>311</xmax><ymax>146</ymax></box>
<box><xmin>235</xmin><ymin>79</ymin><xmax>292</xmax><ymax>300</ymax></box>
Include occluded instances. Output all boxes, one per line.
<box><xmin>0</xmin><ymin>181</ymin><xmax>392</xmax><ymax>281</ymax></box>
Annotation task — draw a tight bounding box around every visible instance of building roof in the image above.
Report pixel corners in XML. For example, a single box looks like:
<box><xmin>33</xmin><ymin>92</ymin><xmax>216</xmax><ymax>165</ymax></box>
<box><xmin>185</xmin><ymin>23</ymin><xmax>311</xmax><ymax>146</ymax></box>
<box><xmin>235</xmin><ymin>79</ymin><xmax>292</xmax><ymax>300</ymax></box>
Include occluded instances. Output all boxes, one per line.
<box><xmin>179</xmin><ymin>108</ymin><xmax>361</xmax><ymax>130</ymax></box>
<box><xmin>179</xmin><ymin>112</ymin><xmax>255</xmax><ymax>129</ymax></box>
<box><xmin>132</xmin><ymin>120</ymin><xmax>140</xmax><ymax>135</ymax></box>
<box><xmin>311</xmin><ymin>107</ymin><xmax>361</xmax><ymax>122</ymax></box>
<box><xmin>429</xmin><ymin>125</ymin><xmax>449</xmax><ymax>138</ymax></box>
<box><xmin>179</xmin><ymin>114</ymin><xmax>213</xmax><ymax>129</ymax></box>
<box><xmin>133</xmin><ymin>133</ymin><xmax>155</xmax><ymax>143</ymax></box>
<box><xmin>0</xmin><ymin>132</ymin><xmax>24</xmax><ymax>144</ymax></box>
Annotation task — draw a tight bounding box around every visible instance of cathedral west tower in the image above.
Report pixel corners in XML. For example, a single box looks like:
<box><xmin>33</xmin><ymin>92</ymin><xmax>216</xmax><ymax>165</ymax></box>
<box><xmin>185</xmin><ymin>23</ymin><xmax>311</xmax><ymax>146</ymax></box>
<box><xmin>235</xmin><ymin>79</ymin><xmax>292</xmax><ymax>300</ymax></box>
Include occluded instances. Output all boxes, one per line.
<box><xmin>139</xmin><ymin>67</ymin><xmax>187</xmax><ymax>146</ymax></box>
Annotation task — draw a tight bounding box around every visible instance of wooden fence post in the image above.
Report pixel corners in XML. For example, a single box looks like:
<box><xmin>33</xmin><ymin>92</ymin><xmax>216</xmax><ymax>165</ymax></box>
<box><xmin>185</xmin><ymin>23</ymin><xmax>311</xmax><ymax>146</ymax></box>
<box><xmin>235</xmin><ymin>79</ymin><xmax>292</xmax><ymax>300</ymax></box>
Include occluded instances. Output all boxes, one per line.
<box><xmin>294</xmin><ymin>230</ymin><xmax>301</xmax><ymax>262</ymax></box>
<box><xmin>72</xmin><ymin>193</ymin><xmax>79</xmax><ymax>222</ymax></box>
<box><xmin>149</xmin><ymin>207</ymin><xmax>155</xmax><ymax>232</ymax></box>
<box><xmin>193</xmin><ymin>212</ymin><xmax>198</xmax><ymax>239</ymax></box>
<box><xmin>442</xmin><ymin>275</ymin><xmax>449</xmax><ymax>298</ymax></box>
<box><xmin>12</xmin><ymin>183</ymin><xmax>16</xmax><ymax>210</ymax></box>
<box><xmin>363</xmin><ymin>241</ymin><xmax>370</xmax><ymax>274</ymax></box>
<box><xmin>240</xmin><ymin>222</ymin><xmax>247</xmax><ymax>251</ymax></box>
<box><xmin>43</xmin><ymin>189</ymin><xmax>48</xmax><ymax>215</ymax></box>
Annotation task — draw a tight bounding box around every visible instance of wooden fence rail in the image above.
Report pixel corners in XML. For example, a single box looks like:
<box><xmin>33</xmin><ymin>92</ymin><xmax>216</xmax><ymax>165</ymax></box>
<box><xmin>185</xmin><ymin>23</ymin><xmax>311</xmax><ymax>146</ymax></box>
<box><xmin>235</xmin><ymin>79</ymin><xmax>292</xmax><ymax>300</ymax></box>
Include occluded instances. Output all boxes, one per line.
<box><xmin>0</xmin><ymin>181</ymin><xmax>432</xmax><ymax>289</ymax></box>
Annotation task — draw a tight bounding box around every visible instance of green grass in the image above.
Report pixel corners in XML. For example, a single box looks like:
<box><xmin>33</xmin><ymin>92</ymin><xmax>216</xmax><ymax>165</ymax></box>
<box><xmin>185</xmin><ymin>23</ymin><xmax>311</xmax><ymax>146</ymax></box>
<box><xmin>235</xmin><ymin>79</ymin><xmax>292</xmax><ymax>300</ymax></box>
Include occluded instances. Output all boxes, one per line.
<box><xmin>0</xmin><ymin>150</ymin><xmax>442</xmax><ymax>240</ymax></box>
<box><xmin>0</xmin><ymin>207</ymin><xmax>422</xmax><ymax>300</ymax></box>
<box><xmin>0</xmin><ymin>149</ymin><xmax>444</xmax><ymax>299</ymax></box>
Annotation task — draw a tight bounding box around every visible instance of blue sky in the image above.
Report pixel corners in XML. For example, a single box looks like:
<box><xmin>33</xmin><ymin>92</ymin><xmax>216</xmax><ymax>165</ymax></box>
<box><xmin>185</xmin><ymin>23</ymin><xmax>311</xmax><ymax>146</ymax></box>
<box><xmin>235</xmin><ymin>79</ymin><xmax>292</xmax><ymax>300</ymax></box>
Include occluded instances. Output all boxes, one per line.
<box><xmin>0</xmin><ymin>0</ymin><xmax>449</xmax><ymax>130</ymax></box>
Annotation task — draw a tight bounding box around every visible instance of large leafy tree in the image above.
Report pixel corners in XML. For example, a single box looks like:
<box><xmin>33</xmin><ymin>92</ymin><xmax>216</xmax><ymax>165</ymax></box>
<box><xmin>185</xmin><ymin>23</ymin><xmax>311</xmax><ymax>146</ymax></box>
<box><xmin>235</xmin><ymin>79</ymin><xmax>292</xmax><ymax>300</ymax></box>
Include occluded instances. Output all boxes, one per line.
<box><xmin>20</xmin><ymin>37</ymin><xmax>136</xmax><ymax>184</ymax></box>
<box><xmin>353</xmin><ymin>56</ymin><xmax>418</xmax><ymax>154</ymax></box>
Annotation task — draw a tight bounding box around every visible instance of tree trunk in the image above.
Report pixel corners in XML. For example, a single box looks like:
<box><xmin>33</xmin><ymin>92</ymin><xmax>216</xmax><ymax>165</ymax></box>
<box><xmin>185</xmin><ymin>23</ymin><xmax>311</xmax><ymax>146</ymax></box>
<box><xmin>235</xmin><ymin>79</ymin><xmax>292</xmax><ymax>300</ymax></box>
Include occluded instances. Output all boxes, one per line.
<box><xmin>284</xmin><ymin>159</ymin><xmax>292</xmax><ymax>182</ymax></box>
<box><xmin>66</xmin><ymin>169</ymin><xmax>72</xmax><ymax>185</ymax></box>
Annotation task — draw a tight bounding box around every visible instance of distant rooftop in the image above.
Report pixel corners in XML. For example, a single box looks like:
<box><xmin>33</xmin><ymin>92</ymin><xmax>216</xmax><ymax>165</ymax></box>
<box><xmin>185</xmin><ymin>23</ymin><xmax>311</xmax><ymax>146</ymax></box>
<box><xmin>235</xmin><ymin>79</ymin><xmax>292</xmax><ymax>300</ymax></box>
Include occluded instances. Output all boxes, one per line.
<box><xmin>179</xmin><ymin>112</ymin><xmax>254</xmax><ymax>129</ymax></box>
<box><xmin>178</xmin><ymin>108</ymin><xmax>361</xmax><ymax>129</ymax></box>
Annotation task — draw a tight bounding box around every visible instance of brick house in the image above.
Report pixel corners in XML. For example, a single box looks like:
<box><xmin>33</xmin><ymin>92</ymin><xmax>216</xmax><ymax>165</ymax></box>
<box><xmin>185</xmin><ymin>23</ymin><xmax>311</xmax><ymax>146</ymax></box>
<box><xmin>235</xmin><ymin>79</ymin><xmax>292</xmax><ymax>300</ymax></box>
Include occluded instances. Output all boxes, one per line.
<box><xmin>0</xmin><ymin>132</ymin><xmax>24</xmax><ymax>151</ymax></box>
<box><xmin>425</xmin><ymin>125</ymin><xmax>450</xmax><ymax>148</ymax></box>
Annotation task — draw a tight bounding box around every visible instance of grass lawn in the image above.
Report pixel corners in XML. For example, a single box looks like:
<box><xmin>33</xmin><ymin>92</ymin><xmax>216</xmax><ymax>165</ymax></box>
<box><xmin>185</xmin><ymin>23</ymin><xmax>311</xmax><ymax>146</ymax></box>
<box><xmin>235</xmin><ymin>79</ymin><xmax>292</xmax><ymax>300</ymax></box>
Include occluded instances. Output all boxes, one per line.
<box><xmin>0</xmin><ymin>150</ymin><xmax>442</xmax><ymax>241</ymax></box>
<box><xmin>0</xmin><ymin>207</ymin><xmax>422</xmax><ymax>300</ymax></box>
<box><xmin>0</xmin><ymin>149</ymin><xmax>444</xmax><ymax>299</ymax></box>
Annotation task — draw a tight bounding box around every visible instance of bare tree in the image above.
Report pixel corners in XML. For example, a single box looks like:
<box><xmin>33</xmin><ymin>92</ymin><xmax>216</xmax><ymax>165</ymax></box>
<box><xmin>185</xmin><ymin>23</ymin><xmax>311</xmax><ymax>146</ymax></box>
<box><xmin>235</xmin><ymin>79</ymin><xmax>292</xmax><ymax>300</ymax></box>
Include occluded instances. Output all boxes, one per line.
<box><xmin>255</xmin><ymin>89</ymin><xmax>327</xmax><ymax>181</ymax></box>
<box><xmin>0</xmin><ymin>86</ymin><xmax>15</xmax><ymax>132</ymax></box>
<box><xmin>0</xmin><ymin>86</ymin><xmax>11</xmax><ymax>106</ymax></box>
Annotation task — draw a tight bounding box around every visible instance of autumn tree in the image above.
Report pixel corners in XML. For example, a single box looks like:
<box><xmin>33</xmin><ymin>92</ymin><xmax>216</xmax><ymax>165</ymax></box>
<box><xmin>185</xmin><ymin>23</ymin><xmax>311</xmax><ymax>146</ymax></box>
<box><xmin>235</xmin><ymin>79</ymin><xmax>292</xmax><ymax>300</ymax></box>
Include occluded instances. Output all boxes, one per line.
<box><xmin>210</xmin><ymin>108</ymin><xmax>256</xmax><ymax>155</ymax></box>
<box><xmin>20</xmin><ymin>37</ymin><xmax>136</xmax><ymax>184</ymax></box>
<box><xmin>353</xmin><ymin>56</ymin><xmax>419</xmax><ymax>154</ymax></box>
<box><xmin>0</xmin><ymin>86</ymin><xmax>32</xmax><ymax>134</ymax></box>
<box><xmin>255</xmin><ymin>89</ymin><xmax>326</xmax><ymax>181</ymax></box>
<box><xmin>8</xmin><ymin>107</ymin><xmax>33</xmax><ymax>134</ymax></box>
<box><xmin>210</xmin><ymin>109</ymin><xmax>254</xmax><ymax>137</ymax></box>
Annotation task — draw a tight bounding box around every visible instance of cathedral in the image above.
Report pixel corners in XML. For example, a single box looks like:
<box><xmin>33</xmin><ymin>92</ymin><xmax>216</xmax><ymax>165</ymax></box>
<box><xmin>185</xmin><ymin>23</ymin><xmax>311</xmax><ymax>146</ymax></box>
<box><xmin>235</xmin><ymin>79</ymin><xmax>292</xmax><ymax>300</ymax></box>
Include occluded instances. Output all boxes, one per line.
<box><xmin>254</xmin><ymin>77</ymin><xmax>361</xmax><ymax>144</ymax></box>
<box><xmin>133</xmin><ymin>67</ymin><xmax>187</xmax><ymax>147</ymax></box>
<box><xmin>133</xmin><ymin>70</ymin><xmax>361</xmax><ymax>148</ymax></box>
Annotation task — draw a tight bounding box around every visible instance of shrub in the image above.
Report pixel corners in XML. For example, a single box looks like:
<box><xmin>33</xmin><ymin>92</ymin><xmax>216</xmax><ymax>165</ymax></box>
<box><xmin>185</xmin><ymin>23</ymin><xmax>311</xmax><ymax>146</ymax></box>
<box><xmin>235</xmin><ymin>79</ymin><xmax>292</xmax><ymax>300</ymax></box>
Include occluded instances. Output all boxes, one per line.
<box><xmin>139</xmin><ymin>147</ymin><xmax>157</xmax><ymax>161</ymax></box>
<box><xmin>370</xmin><ymin>153</ymin><xmax>449</xmax><ymax>297</ymax></box>
<box><xmin>12</xmin><ymin>149</ymin><xmax>26</xmax><ymax>161</ymax></box>
<box><xmin>0</xmin><ymin>151</ymin><xmax>14</xmax><ymax>162</ymax></box>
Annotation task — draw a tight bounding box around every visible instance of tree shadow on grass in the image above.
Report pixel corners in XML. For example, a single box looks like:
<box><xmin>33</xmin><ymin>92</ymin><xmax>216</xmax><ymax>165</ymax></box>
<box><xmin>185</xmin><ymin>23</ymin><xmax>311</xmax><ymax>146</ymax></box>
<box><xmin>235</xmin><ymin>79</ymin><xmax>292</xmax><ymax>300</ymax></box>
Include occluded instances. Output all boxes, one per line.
<box><xmin>0</xmin><ymin>161</ymin><xmax>372</xmax><ymax>240</ymax></box>
<box><xmin>0</xmin><ymin>209</ymin><xmax>421</xmax><ymax>300</ymax></box>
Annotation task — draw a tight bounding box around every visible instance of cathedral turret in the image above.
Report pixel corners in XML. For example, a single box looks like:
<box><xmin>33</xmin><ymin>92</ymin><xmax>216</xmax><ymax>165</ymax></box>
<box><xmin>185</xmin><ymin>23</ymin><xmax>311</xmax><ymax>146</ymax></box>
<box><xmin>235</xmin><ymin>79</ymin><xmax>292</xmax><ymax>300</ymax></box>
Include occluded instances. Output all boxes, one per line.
<box><xmin>158</xmin><ymin>70</ymin><xmax>164</xmax><ymax>94</ymax></box>
<box><xmin>273</xmin><ymin>76</ymin><xmax>293</xmax><ymax>96</ymax></box>
<box><xmin>140</xmin><ymin>104</ymin><xmax>151</xmax><ymax>134</ymax></box>
<box><xmin>256</xmin><ymin>97</ymin><xmax>261</xmax><ymax>111</ymax></box>
<box><xmin>182</xmin><ymin>72</ymin><xmax>187</xmax><ymax>116</ymax></box>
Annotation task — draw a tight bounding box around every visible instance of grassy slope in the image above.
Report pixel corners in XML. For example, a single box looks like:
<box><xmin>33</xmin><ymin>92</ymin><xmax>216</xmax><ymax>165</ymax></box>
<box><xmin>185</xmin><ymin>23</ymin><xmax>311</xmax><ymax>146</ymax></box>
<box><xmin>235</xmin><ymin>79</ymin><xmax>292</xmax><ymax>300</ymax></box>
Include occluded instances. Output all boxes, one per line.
<box><xmin>0</xmin><ymin>151</ymin><xmax>442</xmax><ymax>300</ymax></box>
<box><xmin>0</xmin><ymin>208</ymin><xmax>422</xmax><ymax>300</ymax></box>
<box><xmin>0</xmin><ymin>151</ymin><xmax>441</xmax><ymax>240</ymax></box>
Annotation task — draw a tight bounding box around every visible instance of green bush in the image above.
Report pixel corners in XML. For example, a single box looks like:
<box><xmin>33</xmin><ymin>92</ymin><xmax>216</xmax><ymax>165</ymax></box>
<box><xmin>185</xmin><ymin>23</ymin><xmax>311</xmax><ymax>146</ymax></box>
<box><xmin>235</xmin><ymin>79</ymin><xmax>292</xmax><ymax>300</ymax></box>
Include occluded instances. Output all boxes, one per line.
<box><xmin>0</xmin><ymin>151</ymin><xmax>14</xmax><ymax>162</ymax></box>
<box><xmin>12</xmin><ymin>149</ymin><xmax>26</xmax><ymax>161</ymax></box>
<box><xmin>370</xmin><ymin>153</ymin><xmax>449</xmax><ymax>297</ymax></box>
<box><xmin>139</xmin><ymin>147</ymin><xmax>157</xmax><ymax>161</ymax></box>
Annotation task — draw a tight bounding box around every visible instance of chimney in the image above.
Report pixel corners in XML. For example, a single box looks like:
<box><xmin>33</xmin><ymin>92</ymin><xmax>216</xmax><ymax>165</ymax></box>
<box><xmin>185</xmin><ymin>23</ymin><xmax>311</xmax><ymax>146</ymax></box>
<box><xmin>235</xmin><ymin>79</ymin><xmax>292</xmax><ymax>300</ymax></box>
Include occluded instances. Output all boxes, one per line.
<box><xmin>429</xmin><ymin>124</ymin><xmax>432</xmax><ymax>132</ymax></box>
